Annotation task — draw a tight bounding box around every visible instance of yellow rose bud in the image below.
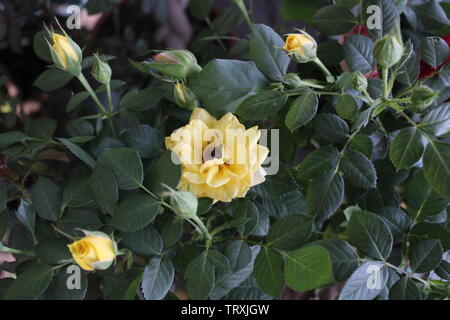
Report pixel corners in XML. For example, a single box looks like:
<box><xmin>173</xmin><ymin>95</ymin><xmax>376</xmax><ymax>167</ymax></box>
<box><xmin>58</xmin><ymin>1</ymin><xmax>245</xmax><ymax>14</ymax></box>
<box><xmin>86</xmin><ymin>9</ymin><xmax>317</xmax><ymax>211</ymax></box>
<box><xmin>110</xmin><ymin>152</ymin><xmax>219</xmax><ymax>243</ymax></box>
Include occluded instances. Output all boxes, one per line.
<box><xmin>67</xmin><ymin>231</ymin><xmax>117</xmax><ymax>271</ymax></box>
<box><xmin>165</xmin><ymin>108</ymin><xmax>269</xmax><ymax>202</ymax></box>
<box><xmin>283</xmin><ymin>32</ymin><xmax>317</xmax><ymax>63</ymax></box>
<box><xmin>52</xmin><ymin>33</ymin><xmax>80</xmax><ymax>69</ymax></box>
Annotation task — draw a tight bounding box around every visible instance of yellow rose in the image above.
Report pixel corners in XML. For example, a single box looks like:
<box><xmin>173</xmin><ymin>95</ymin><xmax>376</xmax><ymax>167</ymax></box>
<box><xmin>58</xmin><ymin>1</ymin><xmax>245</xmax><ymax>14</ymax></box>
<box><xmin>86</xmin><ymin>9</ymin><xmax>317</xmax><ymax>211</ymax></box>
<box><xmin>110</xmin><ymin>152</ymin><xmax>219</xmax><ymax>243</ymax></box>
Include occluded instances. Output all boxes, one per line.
<box><xmin>165</xmin><ymin>108</ymin><xmax>269</xmax><ymax>202</ymax></box>
<box><xmin>67</xmin><ymin>232</ymin><xmax>116</xmax><ymax>271</ymax></box>
<box><xmin>52</xmin><ymin>33</ymin><xmax>80</xmax><ymax>70</ymax></box>
<box><xmin>283</xmin><ymin>32</ymin><xmax>317</xmax><ymax>62</ymax></box>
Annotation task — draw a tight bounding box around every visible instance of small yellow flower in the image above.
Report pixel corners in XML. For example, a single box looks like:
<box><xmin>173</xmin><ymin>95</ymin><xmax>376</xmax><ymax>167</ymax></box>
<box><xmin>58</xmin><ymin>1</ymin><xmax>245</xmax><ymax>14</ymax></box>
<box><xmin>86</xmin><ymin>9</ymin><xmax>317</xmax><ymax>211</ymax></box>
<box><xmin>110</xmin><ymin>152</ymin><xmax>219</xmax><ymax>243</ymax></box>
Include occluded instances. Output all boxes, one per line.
<box><xmin>165</xmin><ymin>108</ymin><xmax>269</xmax><ymax>202</ymax></box>
<box><xmin>283</xmin><ymin>32</ymin><xmax>317</xmax><ymax>62</ymax></box>
<box><xmin>67</xmin><ymin>232</ymin><xmax>116</xmax><ymax>271</ymax></box>
<box><xmin>52</xmin><ymin>33</ymin><xmax>80</xmax><ymax>69</ymax></box>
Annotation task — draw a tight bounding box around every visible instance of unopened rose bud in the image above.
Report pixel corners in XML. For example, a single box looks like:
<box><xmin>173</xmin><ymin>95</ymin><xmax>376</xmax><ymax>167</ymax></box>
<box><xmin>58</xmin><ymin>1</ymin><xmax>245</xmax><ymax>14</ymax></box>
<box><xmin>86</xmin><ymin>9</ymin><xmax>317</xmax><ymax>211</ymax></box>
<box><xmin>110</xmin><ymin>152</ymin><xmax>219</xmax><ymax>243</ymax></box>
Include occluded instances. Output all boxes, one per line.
<box><xmin>91</xmin><ymin>54</ymin><xmax>112</xmax><ymax>85</ymax></box>
<box><xmin>164</xmin><ymin>185</ymin><xmax>198</xmax><ymax>219</ymax></box>
<box><xmin>336</xmin><ymin>72</ymin><xmax>367</xmax><ymax>92</ymax></box>
<box><xmin>173</xmin><ymin>82</ymin><xmax>198</xmax><ymax>110</ymax></box>
<box><xmin>152</xmin><ymin>50</ymin><xmax>202</xmax><ymax>79</ymax></box>
<box><xmin>410</xmin><ymin>85</ymin><xmax>439</xmax><ymax>109</ymax></box>
<box><xmin>47</xmin><ymin>31</ymin><xmax>82</xmax><ymax>75</ymax></box>
<box><xmin>283</xmin><ymin>31</ymin><xmax>317</xmax><ymax>63</ymax></box>
<box><xmin>373</xmin><ymin>35</ymin><xmax>404</xmax><ymax>68</ymax></box>
<box><xmin>67</xmin><ymin>230</ymin><xmax>117</xmax><ymax>271</ymax></box>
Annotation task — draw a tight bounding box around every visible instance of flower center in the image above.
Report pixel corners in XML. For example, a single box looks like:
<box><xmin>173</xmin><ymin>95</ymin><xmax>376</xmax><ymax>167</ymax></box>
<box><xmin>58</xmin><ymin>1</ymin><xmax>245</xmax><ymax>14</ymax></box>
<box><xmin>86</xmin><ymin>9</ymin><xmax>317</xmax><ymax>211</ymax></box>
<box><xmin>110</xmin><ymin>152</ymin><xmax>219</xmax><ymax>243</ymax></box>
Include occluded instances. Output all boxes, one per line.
<box><xmin>203</xmin><ymin>143</ymin><xmax>223</xmax><ymax>162</ymax></box>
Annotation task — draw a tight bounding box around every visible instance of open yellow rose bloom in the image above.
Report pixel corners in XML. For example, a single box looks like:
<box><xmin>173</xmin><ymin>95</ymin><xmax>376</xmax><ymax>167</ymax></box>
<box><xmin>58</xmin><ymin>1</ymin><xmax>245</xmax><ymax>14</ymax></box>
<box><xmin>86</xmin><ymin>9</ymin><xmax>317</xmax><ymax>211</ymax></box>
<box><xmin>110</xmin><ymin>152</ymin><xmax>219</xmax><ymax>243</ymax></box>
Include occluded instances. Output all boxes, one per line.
<box><xmin>68</xmin><ymin>234</ymin><xmax>116</xmax><ymax>271</ymax></box>
<box><xmin>166</xmin><ymin>108</ymin><xmax>269</xmax><ymax>202</ymax></box>
<box><xmin>52</xmin><ymin>33</ymin><xmax>79</xmax><ymax>69</ymax></box>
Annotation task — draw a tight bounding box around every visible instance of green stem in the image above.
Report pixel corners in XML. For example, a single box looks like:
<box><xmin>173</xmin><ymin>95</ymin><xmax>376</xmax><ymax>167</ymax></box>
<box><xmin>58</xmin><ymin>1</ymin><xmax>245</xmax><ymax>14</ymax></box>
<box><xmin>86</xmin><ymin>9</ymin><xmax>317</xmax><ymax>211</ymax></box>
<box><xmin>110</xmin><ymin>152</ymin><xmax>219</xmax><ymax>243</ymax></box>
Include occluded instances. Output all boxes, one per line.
<box><xmin>382</xmin><ymin>67</ymin><xmax>389</xmax><ymax>99</ymax></box>
<box><xmin>0</xmin><ymin>245</ymin><xmax>35</xmax><ymax>257</ymax></box>
<box><xmin>105</xmin><ymin>82</ymin><xmax>115</xmax><ymax>137</ymax></box>
<box><xmin>76</xmin><ymin>73</ymin><xmax>107</xmax><ymax>114</ymax></box>
<box><xmin>191</xmin><ymin>215</ymin><xmax>212</xmax><ymax>249</ymax></box>
<box><xmin>313</xmin><ymin>57</ymin><xmax>335</xmax><ymax>83</ymax></box>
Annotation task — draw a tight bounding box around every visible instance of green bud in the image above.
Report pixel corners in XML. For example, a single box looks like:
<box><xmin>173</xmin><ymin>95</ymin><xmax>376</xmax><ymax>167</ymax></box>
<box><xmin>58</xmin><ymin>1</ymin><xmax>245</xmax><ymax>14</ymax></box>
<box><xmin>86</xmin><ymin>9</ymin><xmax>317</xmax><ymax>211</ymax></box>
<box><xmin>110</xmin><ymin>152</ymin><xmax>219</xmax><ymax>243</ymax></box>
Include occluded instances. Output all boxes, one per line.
<box><xmin>164</xmin><ymin>185</ymin><xmax>198</xmax><ymax>219</ymax></box>
<box><xmin>373</xmin><ymin>35</ymin><xmax>404</xmax><ymax>68</ymax></box>
<box><xmin>353</xmin><ymin>71</ymin><xmax>368</xmax><ymax>92</ymax></box>
<box><xmin>151</xmin><ymin>50</ymin><xmax>202</xmax><ymax>79</ymax></box>
<box><xmin>91</xmin><ymin>54</ymin><xmax>112</xmax><ymax>85</ymax></box>
<box><xmin>336</xmin><ymin>72</ymin><xmax>367</xmax><ymax>92</ymax></box>
<box><xmin>173</xmin><ymin>83</ymin><xmax>198</xmax><ymax>110</ymax></box>
<box><xmin>281</xmin><ymin>73</ymin><xmax>303</xmax><ymax>88</ymax></box>
<box><xmin>410</xmin><ymin>85</ymin><xmax>439</xmax><ymax>109</ymax></box>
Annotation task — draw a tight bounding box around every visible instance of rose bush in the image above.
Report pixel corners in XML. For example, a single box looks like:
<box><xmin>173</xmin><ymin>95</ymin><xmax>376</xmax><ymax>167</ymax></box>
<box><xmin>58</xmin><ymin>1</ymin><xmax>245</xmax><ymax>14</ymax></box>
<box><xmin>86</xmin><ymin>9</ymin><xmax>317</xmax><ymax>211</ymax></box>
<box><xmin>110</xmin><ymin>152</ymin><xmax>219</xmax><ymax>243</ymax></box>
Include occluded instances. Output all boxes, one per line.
<box><xmin>0</xmin><ymin>0</ymin><xmax>449</xmax><ymax>300</ymax></box>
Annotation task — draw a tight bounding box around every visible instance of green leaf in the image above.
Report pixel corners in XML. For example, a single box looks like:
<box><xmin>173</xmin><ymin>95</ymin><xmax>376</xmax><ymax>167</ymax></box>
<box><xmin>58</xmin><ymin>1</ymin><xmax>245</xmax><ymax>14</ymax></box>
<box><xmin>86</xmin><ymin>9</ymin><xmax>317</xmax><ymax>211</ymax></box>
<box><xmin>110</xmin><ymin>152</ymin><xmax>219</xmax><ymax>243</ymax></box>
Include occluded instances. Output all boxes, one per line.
<box><xmin>420</xmin><ymin>37</ymin><xmax>450</xmax><ymax>68</ymax></box>
<box><xmin>376</xmin><ymin>207</ymin><xmax>411</xmax><ymax>242</ymax></box>
<box><xmin>66</xmin><ymin>92</ymin><xmax>89</xmax><ymax>113</ymax></box>
<box><xmin>91</xmin><ymin>163</ymin><xmax>118</xmax><ymax>214</ymax></box>
<box><xmin>122</xmin><ymin>225</ymin><xmax>163</xmax><ymax>257</ymax></box>
<box><xmin>349</xmin><ymin>134</ymin><xmax>373</xmax><ymax>158</ymax></box>
<box><xmin>31</xmin><ymin>177</ymin><xmax>62</xmax><ymax>222</ymax></box>
<box><xmin>410</xmin><ymin>0</ymin><xmax>450</xmax><ymax>31</ymax></box>
<box><xmin>285</xmin><ymin>92</ymin><xmax>318</xmax><ymax>132</ymax></box>
<box><xmin>236</xmin><ymin>91</ymin><xmax>287</xmax><ymax>120</ymax></box>
<box><xmin>249</xmin><ymin>24</ymin><xmax>290</xmax><ymax>81</ymax></box>
<box><xmin>59</xmin><ymin>209</ymin><xmax>103</xmax><ymax>237</ymax></box>
<box><xmin>407</xmin><ymin>170</ymin><xmax>448</xmax><ymax>216</ymax></box>
<box><xmin>340</xmin><ymin>149</ymin><xmax>377</xmax><ymax>188</ymax></box>
<box><xmin>33</xmin><ymin>68</ymin><xmax>73</xmax><ymax>91</ymax></box>
<box><xmin>344</xmin><ymin>35</ymin><xmax>375</xmax><ymax>73</ymax></box>
<box><xmin>254</xmin><ymin>247</ymin><xmax>284</xmax><ymax>297</ymax></box>
<box><xmin>98</xmin><ymin>147</ymin><xmax>144</xmax><ymax>190</ymax></box>
<box><xmin>253</xmin><ymin>163</ymin><xmax>298</xmax><ymax>199</ymax></box>
<box><xmin>297</xmin><ymin>146</ymin><xmax>341</xmax><ymax>181</ymax></box>
<box><xmin>47</xmin><ymin>265</ymin><xmax>88</xmax><ymax>300</ymax></box>
<box><xmin>396</xmin><ymin>52</ymin><xmax>420</xmax><ymax>86</ymax></box>
<box><xmin>389</xmin><ymin>277</ymin><xmax>421</xmax><ymax>300</ymax></box>
<box><xmin>142</xmin><ymin>257</ymin><xmax>174</xmax><ymax>300</ymax></box>
<box><xmin>0</xmin><ymin>131</ymin><xmax>26</xmax><ymax>149</ymax></box>
<box><xmin>210</xmin><ymin>240</ymin><xmax>254</xmax><ymax>300</ymax></box>
<box><xmin>410</xmin><ymin>239</ymin><xmax>443</xmax><ymax>273</ymax></box>
<box><xmin>4</xmin><ymin>264</ymin><xmax>53</xmax><ymax>300</ymax></box>
<box><xmin>189</xmin><ymin>59</ymin><xmax>269</xmax><ymax>117</ymax></box>
<box><xmin>33</xmin><ymin>30</ymin><xmax>52</xmax><ymax>62</ymax></box>
<box><xmin>58</xmin><ymin>138</ymin><xmax>96</xmax><ymax>169</ymax></box>
<box><xmin>280</xmin><ymin>0</ymin><xmax>326</xmax><ymax>23</ymax></box>
<box><xmin>347</xmin><ymin>210</ymin><xmax>393</xmax><ymax>260</ymax></box>
<box><xmin>336</xmin><ymin>94</ymin><xmax>359</xmax><ymax>120</ymax></box>
<box><xmin>232</xmin><ymin>199</ymin><xmax>259</xmax><ymax>236</ymax></box>
<box><xmin>207</xmin><ymin>250</ymin><xmax>232</xmax><ymax>291</ymax></box>
<box><xmin>62</xmin><ymin>175</ymin><xmax>95</xmax><ymax>208</ymax></box>
<box><xmin>185</xmin><ymin>251</ymin><xmax>215</xmax><ymax>299</ymax></box>
<box><xmin>419</xmin><ymin>103</ymin><xmax>450</xmax><ymax>137</ymax></box>
<box><xmin>339</xmin><ymin>262</ymin><xmax>388</xmax><ymax>300</ymax></box>
<box><xmin>311</xmin><ymin>239</ymin><xmax>358</xmax><ymax>282</ymax></box>
<box><xmin>35</xmin><ymin>238</ymin><xmax>71</xmax><ymax>265</ymax></box>
<box><xmin>313</xmin><ymin>113</ymin><xmax>349</xmax><ymax>143</ymax></box>
<box><xmin>26</xmin><ymin>118</ymin><xmax>57</xmax><ymax>139</ymax></box>
<box><xmin>189</xmin><ymin>0</ymin><xmax>213</xmax><ymax>20</ymax></box>
<box><xmin>121</xmin><ymin>87</ymin><xmax>163</xmax><ymax>111</ymax></box>
<box><xmin>144</xmin><ymin>150</ymin><xmax>181</xmax><ymax>195</ymax></box>
<box><xmin>121</xmin><ymin>124</ymin><xmax>163</xmax><ymax>158</ymax></box>
<box><xmin>364</xmin><ymin>0</ymin><xmax>400</xmax><ymax>39</ymax></box>
<box><xmin>284</xmin><ymin>245</ymin><xmax>334</xmax><ymax>292</ymax></box>
<box><xmin>16</xmin><ymin>200</ymin><xmax>35</xmax><ymax>238</ymax></box>
<box><xmin>312</xmin><ymin>5</ymin><xmax>355</xmax><ymax>35</ymax></box>
<box><xmin>267</xmin><ymin>215</ymin><xmax>312</xmax><ymax>250</ymax></box>
<box><xmin>422</xmin><ymin>141</ymin><xmax>450</xmax><ymax>199</ymax></box>
<box><xmin>435</xmin><ymin>260</ymin><xmax>450</xmax><ymax>280</ymax></box>
<box><xmin>112</xmin><ymin>194</ymin><xmax>161</xmax><ymax>232</ymax></box>
<box><xmin>258</xmin><ymin>189</ymin><xmax>307</xmax><ymax>219</ymax></box>
<box><xmin>307</xmin><ymin>171</ymin><xmax>344</xmax><ymax>223</ymax></box>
